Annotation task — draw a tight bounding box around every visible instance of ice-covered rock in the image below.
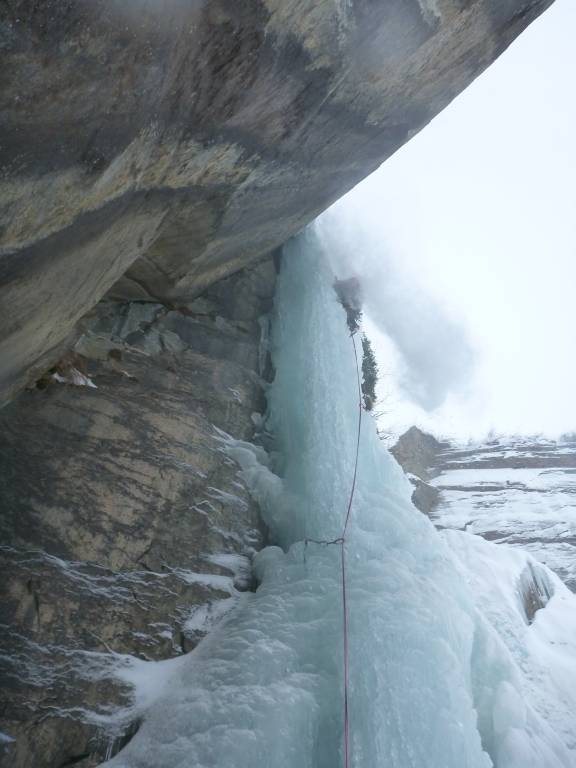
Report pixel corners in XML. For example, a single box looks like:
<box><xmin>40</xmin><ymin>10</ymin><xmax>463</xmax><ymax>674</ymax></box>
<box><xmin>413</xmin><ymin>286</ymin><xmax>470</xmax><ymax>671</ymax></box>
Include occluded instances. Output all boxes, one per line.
<box><xmin>104</xmin><ymin>227</ymin><xmax>576</xmax><ymax>768</ymax></box>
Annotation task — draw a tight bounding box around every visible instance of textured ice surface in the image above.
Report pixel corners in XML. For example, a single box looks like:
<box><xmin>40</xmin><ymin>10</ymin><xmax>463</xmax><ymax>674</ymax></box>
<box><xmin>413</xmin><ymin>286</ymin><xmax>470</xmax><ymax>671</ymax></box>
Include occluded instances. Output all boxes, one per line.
<box><xmin>106</xmin><ymin>229</ymin><xmax>574</xmax><ymax>767</ymax></box>
<box><xmin>442</xmin><ymin>531</ymin><xmax>576</xmax><ymax>766</ymax></box>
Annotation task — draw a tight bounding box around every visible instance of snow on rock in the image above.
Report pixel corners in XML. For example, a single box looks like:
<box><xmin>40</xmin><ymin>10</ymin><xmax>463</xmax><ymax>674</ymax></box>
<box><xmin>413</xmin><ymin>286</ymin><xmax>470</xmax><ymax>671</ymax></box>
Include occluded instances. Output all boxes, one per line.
<box><xmin>428</xmin><ymin>441</ymin><xmax>576</xmax><ymax>592</ymax></box>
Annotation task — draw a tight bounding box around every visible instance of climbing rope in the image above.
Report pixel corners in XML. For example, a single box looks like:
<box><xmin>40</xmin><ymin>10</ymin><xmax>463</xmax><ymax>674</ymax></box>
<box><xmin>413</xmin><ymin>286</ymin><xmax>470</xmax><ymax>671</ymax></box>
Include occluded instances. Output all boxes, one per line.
<box><xmin>342</xmin><ymin>330</ymin><xmax>363</xmax><ymax>768</ymax></box>
<box><xmin>297</xmin><ymin>330</ymin><xmax>363</xmax><ymax>768</ymax></box>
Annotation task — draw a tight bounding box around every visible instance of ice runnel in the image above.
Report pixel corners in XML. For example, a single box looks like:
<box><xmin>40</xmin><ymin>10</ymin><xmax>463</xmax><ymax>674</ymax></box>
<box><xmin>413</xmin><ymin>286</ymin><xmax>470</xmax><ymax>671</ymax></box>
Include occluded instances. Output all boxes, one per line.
<box><xmin>109</xmin><ymin>229</ymin><xmax>498</xmax><ymax>767</ymax></box>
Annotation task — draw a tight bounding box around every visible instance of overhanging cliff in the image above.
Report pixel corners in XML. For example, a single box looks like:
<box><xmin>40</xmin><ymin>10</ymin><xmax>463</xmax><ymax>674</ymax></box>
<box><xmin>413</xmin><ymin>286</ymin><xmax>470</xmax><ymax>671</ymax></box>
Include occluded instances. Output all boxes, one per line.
<box><xmin>0</xmin><ymin>2</ymin><xmax>562</xmax><ymax>765</ymax></box>
<box><xmin>0</xmin><ymin>0</ymin><xmax>554</xmax><ymax>406</ymax></box>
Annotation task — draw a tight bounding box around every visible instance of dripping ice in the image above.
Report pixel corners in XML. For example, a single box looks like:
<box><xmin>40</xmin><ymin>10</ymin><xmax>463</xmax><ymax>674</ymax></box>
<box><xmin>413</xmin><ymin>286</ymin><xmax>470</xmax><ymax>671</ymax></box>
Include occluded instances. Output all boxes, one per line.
<box><xmin>107</xmin><ymin>227</ymin><xmax>576</xmax><ymax>768</ymax></box>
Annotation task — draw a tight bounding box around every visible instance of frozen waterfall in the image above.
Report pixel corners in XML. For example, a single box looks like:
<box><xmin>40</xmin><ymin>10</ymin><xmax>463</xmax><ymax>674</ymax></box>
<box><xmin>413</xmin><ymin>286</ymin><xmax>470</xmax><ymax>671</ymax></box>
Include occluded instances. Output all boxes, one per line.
<box><xmin>107</xmin><ymin>228</ymin><xmax>575</xmax><ymax>768</ymax></box>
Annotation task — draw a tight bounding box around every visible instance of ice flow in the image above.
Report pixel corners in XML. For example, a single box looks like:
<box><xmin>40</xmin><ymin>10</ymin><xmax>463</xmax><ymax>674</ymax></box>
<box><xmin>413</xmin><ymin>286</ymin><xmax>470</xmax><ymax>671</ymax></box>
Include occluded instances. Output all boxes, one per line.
<box><xmin>107</xmin><ymin>228</ymin><xmax>573</xmax><ymax>768</ymax></box>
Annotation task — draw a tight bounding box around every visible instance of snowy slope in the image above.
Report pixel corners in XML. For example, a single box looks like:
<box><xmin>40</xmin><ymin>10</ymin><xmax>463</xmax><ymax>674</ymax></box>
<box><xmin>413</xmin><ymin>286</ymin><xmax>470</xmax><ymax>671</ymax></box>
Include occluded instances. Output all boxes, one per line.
<box><xmin>429</xmin><ymin>438</ymin><xmax>576</xmax><ymax>592</ymax></box>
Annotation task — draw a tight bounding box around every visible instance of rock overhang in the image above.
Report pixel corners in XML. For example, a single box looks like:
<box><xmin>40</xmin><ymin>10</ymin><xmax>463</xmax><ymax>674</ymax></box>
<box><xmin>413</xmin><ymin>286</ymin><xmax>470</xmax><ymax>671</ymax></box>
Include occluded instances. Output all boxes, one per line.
<box><xmin>0</xmin><ymin>0</ymin><xmax>555</xmax><ymax>406</ymax></box>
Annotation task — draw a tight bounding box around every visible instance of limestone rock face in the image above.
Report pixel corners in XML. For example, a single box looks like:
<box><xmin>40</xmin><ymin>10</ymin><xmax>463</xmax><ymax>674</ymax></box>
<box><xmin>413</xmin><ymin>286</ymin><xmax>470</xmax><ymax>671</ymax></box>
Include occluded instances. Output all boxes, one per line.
<box><xmin>409</xmin><ymin>476</ymin><xmax>441</xmax><ymax>515</ymax></box>
<box><xmin>0</xmin><ymin>0</ymin><xmax>554</xmax><ymax>406</ymax></box>
<box><xmin>389</xmin><ymin>425</ymin><xmax>446</xmax><ymax>481</ymax></box>
<box><xmin>0</xmin><ymin>258</ymin><xmax>275</xmax><ymax>768</ymax></box>
<box><xmin>390</xmin><ymin>426</ymin><xmax>446</xmax><ymax>513</ymax></box>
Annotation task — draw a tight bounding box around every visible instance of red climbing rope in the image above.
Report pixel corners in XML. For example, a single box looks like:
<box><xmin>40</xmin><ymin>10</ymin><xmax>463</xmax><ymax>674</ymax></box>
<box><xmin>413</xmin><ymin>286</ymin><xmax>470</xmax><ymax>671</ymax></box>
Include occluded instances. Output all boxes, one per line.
<box><xmin>341</xmin><ymin>331</ymin><xmax>363</xmax><ymax>768</ymax></box>
<box><xmin>297</xmin><ymin>330</ymin><xmax>363</xmax><ymax>768</ymax></box>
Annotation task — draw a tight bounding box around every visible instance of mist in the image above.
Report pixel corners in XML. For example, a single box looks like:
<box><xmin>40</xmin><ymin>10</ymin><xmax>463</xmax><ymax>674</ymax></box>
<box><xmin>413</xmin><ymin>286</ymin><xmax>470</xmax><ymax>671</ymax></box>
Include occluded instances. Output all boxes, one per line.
<box><xmin>315</xmin><ymin>210</ymin><xmax>475</xmax><ymax>412</ymax></box>
<box><xmin>314</xmin><ymin>0</ymin><xmax>576</xmax><ymax>442</ymax></box>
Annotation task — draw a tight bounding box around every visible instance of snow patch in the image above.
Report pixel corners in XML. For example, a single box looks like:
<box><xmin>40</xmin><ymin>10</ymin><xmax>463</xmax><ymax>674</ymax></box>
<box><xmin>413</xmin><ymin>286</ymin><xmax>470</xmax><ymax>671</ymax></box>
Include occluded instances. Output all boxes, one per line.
<box><xmin>53</xmin><ymin>370</ymin><xmax>97</xmax><ymax>388</ymax></box>
<box><xmin>184</xmin><ymin>597</ymin><xmax>237</xmax><ymax>634</ymax></box>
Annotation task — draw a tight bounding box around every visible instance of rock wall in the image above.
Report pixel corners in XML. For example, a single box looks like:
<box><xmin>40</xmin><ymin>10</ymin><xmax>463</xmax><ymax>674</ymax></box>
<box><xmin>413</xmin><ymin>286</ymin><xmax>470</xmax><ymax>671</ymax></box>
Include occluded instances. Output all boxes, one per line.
<box><xmin>389</xmin><ymin>424</ymin><xmax>447</xmax><ymax>481</ymax></box>
<box><xmin>0</xmin><ymin>0</ymin><xmax>555</xmax><ymax>406</ymax></box>
<box><xmin>391</xmin><ymin>429</ymin><xmax>576</xmax><ymax>593</ymax></box>
<box><xmin>0</xmin><ymin>2</ymin><xmax>560</xmax><ymax>764</ymax></box>
<box><xmin>0</xmin><ymin>257</ymin><xmax>276</xmax><ymax>768</ymax></box>
<box><xmin>429</xmin><ymin>436</ymin><xmax>576</xmax><ymax>593</ymax></box>
<box><xmin>389</xmin><ymin>425</ymin><xmax>445</xmax><ymax>513</ymax></box>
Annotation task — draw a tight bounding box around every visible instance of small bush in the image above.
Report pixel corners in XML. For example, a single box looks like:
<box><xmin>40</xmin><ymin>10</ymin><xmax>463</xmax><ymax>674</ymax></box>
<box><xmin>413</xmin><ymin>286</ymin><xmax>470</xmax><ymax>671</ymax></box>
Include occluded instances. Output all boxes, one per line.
<box><xmin>360</xmin><ymin>333</ymin><xmax>397</xmax><ymax>442</ymax></box>
<box><xmin>361</xmin><ymin>334</ymin><xmax>378</xmax><ymax>410</ymax></box>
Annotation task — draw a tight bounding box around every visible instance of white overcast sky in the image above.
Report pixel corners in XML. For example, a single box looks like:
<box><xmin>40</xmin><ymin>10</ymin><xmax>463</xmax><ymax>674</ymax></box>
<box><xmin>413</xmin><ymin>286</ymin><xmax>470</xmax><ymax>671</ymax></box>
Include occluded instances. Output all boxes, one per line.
<box><xmin>326</xmin><ymin>0</ymin><xmax>576</xmax><ymax>442</ymax></box>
